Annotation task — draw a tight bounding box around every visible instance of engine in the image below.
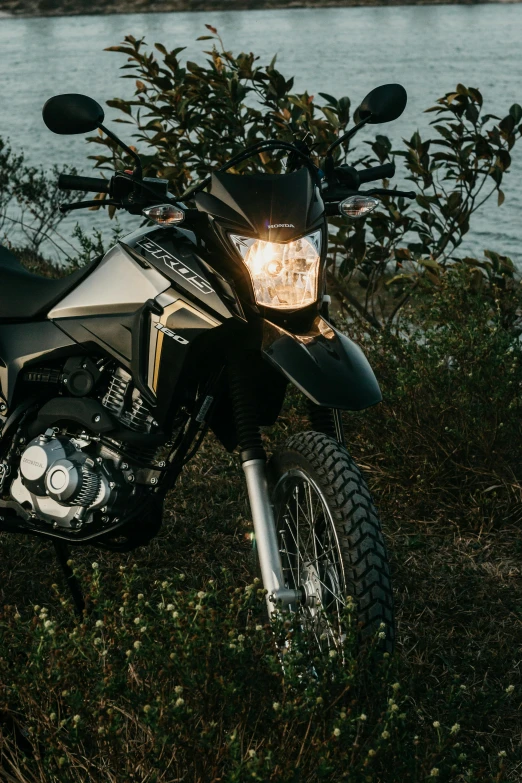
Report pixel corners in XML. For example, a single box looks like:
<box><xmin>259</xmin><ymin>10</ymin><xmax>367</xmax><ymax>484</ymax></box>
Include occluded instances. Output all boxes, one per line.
<box><xmin>2</xmin><ymin>359</ymin><xmax>168</xmax><ymax>535</ymax></box>
<box><xmin>10</xmin><ymin>429</ymin><xmax>125</xmax><ymax>530</ymax></box>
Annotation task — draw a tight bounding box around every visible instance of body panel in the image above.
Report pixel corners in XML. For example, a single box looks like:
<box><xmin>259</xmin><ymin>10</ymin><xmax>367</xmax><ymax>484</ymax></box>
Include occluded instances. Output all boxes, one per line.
<box><xmin>47</xmin><ymin>244</ymin><xmax>171</xmax><ymax>319</ymax></box>
<box><xmin>195</xmin><ymin>169</ymin><xmax>325</xmax><ymax>244</ymax></box>
<box><xmin>122</xmin><ymin>226</ymin><xmax>236</xmax><ymax>322</ymax></box>
<box><xmin>0</xmin><ymin>321</ymin><xmax>78</xmax><ymax>406</ymax></box>
<box><xmin>262</xmin><ymin>317</ymin><xmax>382</xmax><ymax>410</ymax></box>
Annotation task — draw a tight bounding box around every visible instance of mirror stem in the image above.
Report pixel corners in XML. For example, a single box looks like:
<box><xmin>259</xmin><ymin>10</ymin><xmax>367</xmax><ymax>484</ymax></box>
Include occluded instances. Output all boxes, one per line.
<box><xmin>99</xmin><ymin>123</ymin><xmax>143</xmax><ymax>179</ymax></box>
<box><xmin>325</xmin><ymin>115</ymin><xmax>371</xmax><ymax>158</ymax></box>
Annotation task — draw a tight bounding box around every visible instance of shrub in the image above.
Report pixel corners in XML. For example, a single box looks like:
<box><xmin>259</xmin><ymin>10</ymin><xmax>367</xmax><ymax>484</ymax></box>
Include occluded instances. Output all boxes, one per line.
<box><xmin>339</xmin><ymin>264</ymin><xmax>522</xmax><ymax>524</ymax></box>
<box><xmin>90</xmin><ymin>31</ymin><xmax>522</xmax><ymax>327</ymax></box>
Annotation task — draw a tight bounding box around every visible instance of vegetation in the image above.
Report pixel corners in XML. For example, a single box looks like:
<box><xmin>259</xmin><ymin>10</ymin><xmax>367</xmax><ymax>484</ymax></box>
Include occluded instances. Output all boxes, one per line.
<box><xmin>1</xmin><ymin>31</ymin><xmax>522</xmax><ymax>782</ymax></box>
<box><xmin>3</xmin><ymin>0</ymin><xmax>511</xmax><ymax>21</ymax></box>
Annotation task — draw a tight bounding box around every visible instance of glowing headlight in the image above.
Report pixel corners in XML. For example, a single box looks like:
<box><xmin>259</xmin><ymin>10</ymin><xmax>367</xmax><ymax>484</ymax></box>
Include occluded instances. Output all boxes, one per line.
<box><xmin>230</xmin><ymin>231</ymin><xmax>321</xmax><ymax>310</ymax></box>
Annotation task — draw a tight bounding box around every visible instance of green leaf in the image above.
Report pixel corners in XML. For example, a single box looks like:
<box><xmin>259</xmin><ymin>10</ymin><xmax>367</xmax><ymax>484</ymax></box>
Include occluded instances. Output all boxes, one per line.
<box><xmin>509</xmin><ymin>103</ymin><xmax>522</xmax><ymax>124</ymax></box>
<box><xmin>318</xmin><ymin>93</ymin><xmax>338</xmax><ymax>107</ymax></box>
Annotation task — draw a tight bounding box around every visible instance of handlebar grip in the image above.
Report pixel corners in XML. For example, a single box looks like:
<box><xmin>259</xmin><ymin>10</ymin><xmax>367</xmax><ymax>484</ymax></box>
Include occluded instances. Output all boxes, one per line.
<box><xmin>58</xmin><ymin>174</ymin><xmax>110</xmax><ymax>193</ymax></box>
<box><xmin>357</xmin><ymin>163</ymin><xmax>395</xmax><ymax>184</ymax></box>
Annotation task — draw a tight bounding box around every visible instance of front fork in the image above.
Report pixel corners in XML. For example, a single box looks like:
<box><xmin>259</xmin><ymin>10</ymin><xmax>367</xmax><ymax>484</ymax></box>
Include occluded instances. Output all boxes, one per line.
<box><xmin>228</xmin><ymin>357</ymin><xmax>300</xmax><ymax>616</ymax></box>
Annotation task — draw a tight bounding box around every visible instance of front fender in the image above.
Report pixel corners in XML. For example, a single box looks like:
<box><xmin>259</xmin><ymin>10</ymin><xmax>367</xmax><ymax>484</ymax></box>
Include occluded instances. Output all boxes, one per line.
<box><xmin>261</xmin><ymin>317</ymin><xmax>382</xmax><ymax>411</ymax></box>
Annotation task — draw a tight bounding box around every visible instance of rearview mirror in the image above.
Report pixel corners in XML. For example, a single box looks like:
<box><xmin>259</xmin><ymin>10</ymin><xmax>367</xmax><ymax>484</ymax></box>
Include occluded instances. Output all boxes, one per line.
<box><xmin>356</xmin><ymin>84</ymin><xmax>407</xmax><ymax>125</ymax></box>
<box><xmin>42</xmin><ymin>93</ymin><xmax>105</xmax><ymax>135</ymax></box>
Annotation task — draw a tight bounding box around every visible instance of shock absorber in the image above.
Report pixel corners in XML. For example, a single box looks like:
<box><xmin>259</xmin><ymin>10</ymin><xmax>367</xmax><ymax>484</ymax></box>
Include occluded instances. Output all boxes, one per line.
<box><xmin>308</xmin><ymin>400</ymin><xmax>346</xmax><ymax>446</ymax></box>
<box><xmin>228</xmin><ymin>354</ymin><xmax>300</xmax><ymax>612</ymax></box>
<box><xmin>228</xmin><ymin>355</ymin><xmax>265</xmax><ymax>464</ymax></box>
<box><xmin>308</xmin><ymin>400</ymin><xmax>337</xmax><ymax>438</ymax></box>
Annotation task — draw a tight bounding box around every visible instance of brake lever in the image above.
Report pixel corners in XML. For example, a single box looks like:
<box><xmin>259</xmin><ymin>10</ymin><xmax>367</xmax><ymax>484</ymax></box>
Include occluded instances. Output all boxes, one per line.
<box><xmin>364</xmin><ymin>188</ymin><xmax>416</xmax><ymax>199</ymax></box>
<box><xmin>60</xmin><ymin>199</ymin><xmax>120</xmax><ymax>214</ymax></box>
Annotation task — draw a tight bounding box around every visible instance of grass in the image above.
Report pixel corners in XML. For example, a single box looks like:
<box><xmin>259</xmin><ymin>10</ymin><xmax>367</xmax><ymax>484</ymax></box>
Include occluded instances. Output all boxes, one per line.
<box><xmin>0</xmin><ymin>396</ymin><xmax>520</xmax><ymax>780</ymax></box>
<box><xmin>0</xmin><ymin>257</ymin><xmax>520</xmax><ymax>780</ymax></box>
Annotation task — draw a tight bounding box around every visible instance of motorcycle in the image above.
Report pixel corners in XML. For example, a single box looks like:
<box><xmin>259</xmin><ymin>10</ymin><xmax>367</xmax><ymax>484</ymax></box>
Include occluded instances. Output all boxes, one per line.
<box><xmin>0</xmin><ymin>83</ymin><xmax>413</xmax><ymax>656</ymax></box>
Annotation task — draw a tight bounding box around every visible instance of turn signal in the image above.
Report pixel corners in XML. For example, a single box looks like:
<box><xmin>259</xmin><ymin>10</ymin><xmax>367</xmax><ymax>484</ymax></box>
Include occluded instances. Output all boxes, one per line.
<box><xmin>339</xmin><ymin>195</ymin><xmax>379</xmax><ymax>219</ymax></box>
<box><xmin>142</xmin><ymin>204</ymin><xmax>185</xmax><ymax>227</ymax></box>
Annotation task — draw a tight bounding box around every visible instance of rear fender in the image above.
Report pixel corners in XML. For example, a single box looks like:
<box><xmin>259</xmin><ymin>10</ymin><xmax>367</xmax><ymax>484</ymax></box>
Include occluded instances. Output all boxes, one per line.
<box><xmin>261</xmin><ymin>317</ymin><xmax>382</xmax><ymax>410</ymax></box>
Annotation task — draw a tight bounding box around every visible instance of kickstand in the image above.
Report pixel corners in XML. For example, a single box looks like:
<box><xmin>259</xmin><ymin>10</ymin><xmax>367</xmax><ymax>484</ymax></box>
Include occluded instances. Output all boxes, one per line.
<box><xmin>52</xmin><ymin>540</ymin><xmax>86</xmax><ymax>618</ymax></box>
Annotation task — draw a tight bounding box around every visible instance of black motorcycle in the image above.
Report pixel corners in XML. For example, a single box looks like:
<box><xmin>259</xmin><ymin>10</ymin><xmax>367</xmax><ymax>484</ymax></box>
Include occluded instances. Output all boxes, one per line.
<box><xmin>0</xmin><ymin>84</ymin><xmax>413</xmax><ymax>655</ymax></box>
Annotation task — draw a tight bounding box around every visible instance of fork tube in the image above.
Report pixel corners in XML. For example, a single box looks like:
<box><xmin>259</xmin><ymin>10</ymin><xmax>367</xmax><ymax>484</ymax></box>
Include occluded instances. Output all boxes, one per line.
<box><xmin>242</xmin><ymin>458</ymin><xmax>285</xmax><ymax>614</ymax></box>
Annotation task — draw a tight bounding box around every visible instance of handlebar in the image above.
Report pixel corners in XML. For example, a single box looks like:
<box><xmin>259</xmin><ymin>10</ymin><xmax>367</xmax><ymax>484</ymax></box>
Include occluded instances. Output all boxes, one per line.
<box><xmin>357</xmin><ymin>163</ymin><xmax>395</xmax><ymax>184</ymax></box>
<box><xmin>58</xmin><ymin>174</ymin><xmax>110</xmax><ymax>193</ymax></box>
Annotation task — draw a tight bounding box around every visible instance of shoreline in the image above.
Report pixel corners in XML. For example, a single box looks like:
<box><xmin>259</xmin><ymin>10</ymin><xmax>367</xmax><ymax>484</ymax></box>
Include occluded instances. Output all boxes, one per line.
<box><xmin>1</xmin><ymin>0</ymin><xmax>521</xmax><ymax>20</ymax></box>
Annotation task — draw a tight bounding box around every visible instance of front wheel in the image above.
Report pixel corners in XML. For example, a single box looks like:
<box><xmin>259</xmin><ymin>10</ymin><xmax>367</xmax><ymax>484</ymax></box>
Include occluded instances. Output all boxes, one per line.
<box><xmin>268</xmin><ymin>431</ymin><xmax>394</xmax><ymax>655</ymax></box>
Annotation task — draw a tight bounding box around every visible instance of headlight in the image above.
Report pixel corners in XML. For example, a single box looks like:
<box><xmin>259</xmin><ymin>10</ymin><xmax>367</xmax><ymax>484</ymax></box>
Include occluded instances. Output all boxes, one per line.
<box><xmin>230</xmin><ymin>231</ymin><xmax>321</xmax><ymax>310</ymax></box>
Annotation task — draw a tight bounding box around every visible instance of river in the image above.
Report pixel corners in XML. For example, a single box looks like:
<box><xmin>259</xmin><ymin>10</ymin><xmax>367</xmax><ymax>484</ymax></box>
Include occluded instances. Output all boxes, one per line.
<box><xmin>1</xmin><ymin>5</ymin><xmax>521</xmax><ymax>263</ymax></box>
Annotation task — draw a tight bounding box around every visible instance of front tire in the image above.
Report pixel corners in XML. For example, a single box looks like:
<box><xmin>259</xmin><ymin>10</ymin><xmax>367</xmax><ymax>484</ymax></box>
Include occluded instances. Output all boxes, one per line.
<box><xmin>268</xmin><ymin>431</ymin><xmax>394</xmax><ymax>655</ymax></box>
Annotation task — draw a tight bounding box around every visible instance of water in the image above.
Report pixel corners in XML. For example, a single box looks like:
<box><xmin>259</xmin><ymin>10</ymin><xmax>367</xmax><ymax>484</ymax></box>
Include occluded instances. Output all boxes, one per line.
<box><xmin>1</xmin><ymin>5</ymin><xmax>521</xmax><ymax>262</ymax></box>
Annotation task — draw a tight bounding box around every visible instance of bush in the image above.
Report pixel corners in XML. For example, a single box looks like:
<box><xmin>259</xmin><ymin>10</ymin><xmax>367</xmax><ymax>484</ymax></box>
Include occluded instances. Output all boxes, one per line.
<box><xmin>339</xmin><ymin>264</ymin><xmax>522</xmax><ymax>524</ymax></box>
<box><xmin>90</xmin><ymin>31</ymin><xmax>522</xmax><ymax>327</ymax></box>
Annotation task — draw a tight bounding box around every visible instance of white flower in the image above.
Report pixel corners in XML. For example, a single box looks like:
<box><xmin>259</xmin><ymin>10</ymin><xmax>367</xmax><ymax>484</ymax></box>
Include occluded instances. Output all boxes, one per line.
<box><xmin>119</xmin><ymin>607</ymin><xmax>125</xmax><ymax>615</ymax></box>
<box><xmin>44</xmin><ymin>620</ymin><xmax>52</xmax><ymax>629</ymax></box>
<box><xmin>134</xmin><ymin>617</ymin><xmax>141</xmax><ymax>625</ymax></box>
<box><xmin>255</xmin><ymin>624</ymin><xmax>263</xmax><ymax>631</ymax></box>
<box><xmin>505</xmin><ymin>684</ymin><xmax>515</xmax><ymax>694</ymax></box>
<box><xmin>368</xmin><ymin>749</ymin><xmax>376</xmax><ymax>757</ymax></box>
<box><xmin>359</xmin><ymin>713</ymin><xmax>367</xmax><ymax>721</ymax></box>
<box><xmin>73</xmin><ymin>715</ymin><xmax>81</xmax><ymax>724</ymax></box>
<box><xmin>390</xmin><ymin>704</ymin><xmax>399</xmax><ymax>712</ymax></box>
<box><xmin>175</xmin><ymin>697</ymin><xmax>184</xmax><ymax>707</ymax></box>
<box><xmin>450</xmin><ymin>723</ymin><xmax>460</xmax><ymax>734</ymax></box>
<box><xmin>94</xmin><ymin>638</ymin><xmax>102</xmax><ymax>646</ymax></box>
<box><xmin>161</xmin><ymin>581</ymin><xmax>168</xmax><ymax>588</ymax></box>
<box><xmin>237</xmin><ymin>634</ymin><xmax>245</xmax><ymax>643</ymax></box>
<box><xmin>329</xmin><ymin>650</ymin><xmax>337</xmax><ymax>658</ymax></box>
<box><xmin>137</xmin><ymin>593</ymin><xmax>144</xmax><ymax>600</ymax></box>
<box><xmin>229</xmin><ymin>643</ymin><xmax>236</xmax><ymax>649</ymax></box>
<box><xmin>378</xmin><ymin>631</ymin><xmax>386</xmax><ymax>639</ymax></box>
<box><xmin>172</xmin><ymin>611</ymin><xmax>179</xmax><ymax>619</ymax></box>
<box><xmin>273</xmin><ymin>702</ymin><xmax>280</xmax><ymax>711</ymax></box>
<box><xmin>143</xmin><ymin>704</ymin><xmax>151</xmax><ymax>713</ymax></box>
<box><xmin>49</xmin><ymin>712</ymin><xmax>56</xmax><ymax>721</ymax></box>
<box><xmin>95</xmin><ymin>620</ymin><xmax>104</xmax><ymax>627</ymax></box>
<box><xmin>333</xmin><ymin>727</ymin><xmax>341</xmax><ymax>737</ymax></box>
<box><xmin>498</xmin><ymin>750</ymin><xmax>507</xmax><ymax>758</ymax></box>
<box><xmin>432</xmin><ymin>721</ymin><xmax>440</xmax><ymax>729</ymax></box>
<box><xmin>197</xmin><ymin>591</ymin><xmax>206</xmax><ymax>599</ymax></box>
<box><xmin>134</xmin><ymin>640</ymin><xmax>141</xmax><ymax>650</ymax></box>
<box><xmin>140</xmin><ymin>626</ymin><xmax>147</xmax><ymax>633</ymax></box>
<box><xmin>392</xmin><ymin>683</ymin><xmax>400</xmax><ymax>691</ymax></box>
<box><xmin>430</xmin><ymin>769</ymin><xmax>439</xmax><ymax>778</ymax></box>
<box><xmin>166</xmin><ymin>604</ymin><xmax>174</xmax><ymax>611</ymax></box>
<box><xmin>126</xmin><ymin>650</ymin><xmax>132</xmax><ymax>657</ymax></box>
<box><xmin>381</xmin><ymin>730</ymin><xmax>390</xmax><ymax>739</ymax></box>
<box><xmin>92</xmin><ymin>562</ymin><xmax>99</xmax><ymax>570</ymax></box>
